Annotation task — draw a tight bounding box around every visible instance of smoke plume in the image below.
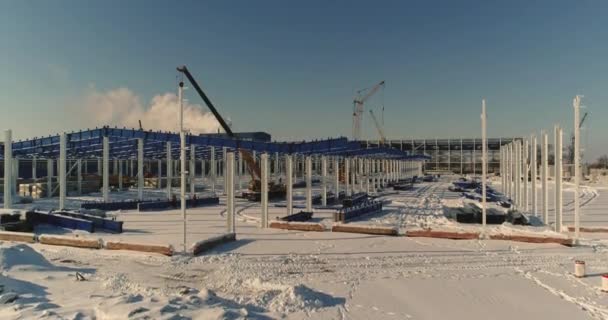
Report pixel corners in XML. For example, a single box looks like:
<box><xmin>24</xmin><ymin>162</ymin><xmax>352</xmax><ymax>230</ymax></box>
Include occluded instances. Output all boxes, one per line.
<box><xmin>81</xmin><ymin>87</ymin><xmax>223</xmax><ymax>133</ymax></box>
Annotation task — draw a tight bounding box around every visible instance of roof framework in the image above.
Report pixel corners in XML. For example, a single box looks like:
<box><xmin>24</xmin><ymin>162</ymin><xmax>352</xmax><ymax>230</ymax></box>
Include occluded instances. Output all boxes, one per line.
<box><xmin>1</xmin><ymin>127</ymin><xmax>429</xmax><ymax>161</ymax></box>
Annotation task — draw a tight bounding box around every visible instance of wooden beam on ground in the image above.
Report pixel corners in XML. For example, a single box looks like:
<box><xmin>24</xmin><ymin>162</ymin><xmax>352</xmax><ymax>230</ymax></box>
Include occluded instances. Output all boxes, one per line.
<box><xmin>269</xmin><ymin>221</ymin><xmax>326</xmax><ymax>232</ymax></box>
<box><xmin>0</xmin><ymin>231</ymin><xmax>36</xmax><ymax>243</ymax></box>
<box><xmin>405</xmin><ymin>229</ymin><xmax>480</xmax><ymax>240</ymax></box>
<box><xmin>566</xmin><ymin>226</ymin><xmax>608</xmax><ymax>233</ymax></box>
<box><xmin>104</xmin><ymin>240</ymin><xmax>173</xmax><ymax>256</ymax></box>
<box><xmin>190</xmin><ymin>233</ymin><xmax>236</xmax><ymax>256</ymax></box>
<box><xmin>332</xmin><ymin>224</ymin><xmax>398</xmax><ymax>236</ymax></box>
<box><xmin>489</xmin><ymin>234</ymin><xmax>573</xmax><ymax>246</ymax></box>
<box><xmin>38</xmin><ymin>234</ymin><xmax>101</xmax><ymax>249</ymax></box>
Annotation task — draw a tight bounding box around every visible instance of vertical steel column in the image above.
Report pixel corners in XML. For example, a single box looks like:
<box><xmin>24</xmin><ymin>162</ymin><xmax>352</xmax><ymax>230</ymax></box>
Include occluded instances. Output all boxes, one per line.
<box><xmin>3</xmin><ymin>130</ymin><xmax>12</xmax><ymax>208</ymax></box>
<box><xmin>102</xmin><ymin>136</ymin><xmax>109</xmax><ymax>202</ymax></box>
<box><xmin>555</xmin><ymin>125</ymin><xmax>563</xmax><ymax>232</ymax></box>
<box><xmin>47</xmin><ymin>159</ymin><xmax>53</xmax><ymax>198</ymax></box>
<box><xmin>321</xmin><ymin>156</ymin><xmax>327</xmax><ymax>206</ymax></box>
<box><xmin>261</xmin><ymin>153</ymin><xmax>269</xmax><ymax>228</ymax></box>
<box><xmin>226</xmin><ymin>152</ymin><xmax>235</xmax><ymax>233</ymax></box>
<box><xmin>481</xmin><ymin>100</ymin><xmax>487</xmax><ymax>226</ymax></box>
<box><xmin>573</xmin><ymin>96</ymin><xmax>581</xmax><ymax>240</ymax></box>
<box><xmin>138</xmin><ymin>138</ymin><xmax>144</xmax><ymax>201</ymax></box>
<box><xmin>237</xmin><ymin>152</ymin><xmax>243</xmax><ymax>191</ymax></box>
<box><xmin>157</xmin><ymin>159</ymin><xmax>161</xmax><ymax>189</ymax></box>
<box><xmin>59</xmin><ymin>133</ymin><xmax>66</xmax><ymax>210</ymax></box>
<box><xmin>180</xmin><ymin>132</ymin><xmax>187</xmax><ymax>251</ymax></box>
<box><xmin>190</xmin><ymin>144</ymin><xmax>196</xmax><ymax>196</ymax></box>
<box><xmin>531</xmin><ymin>135</ymin><xmax>538</xmax><ymax>215</ymax></box>
<box><xmin>77</xmin><ymin>159</ymin><xmax>82</xmax><ymax>196</ymax></box>
<box><xmin>542</xmin><ymin>132</ymin><xmax>549</xmax><ymax>223</ymax></box>
<box><xmin>166</xmin><ymin>142</ymin><xmax>172</xmax><ymax>198</ymax></box>
<box><xmin>359</xmin><ymin>158</ymin><xmax>364</xmax><ymax>191</ymax></box>
<box><xmin>334</xmin><ymin>157</ymin><xmax>340</xmax><ymax>197</ymax></box>
<box><xmin>210</xmin><ymin>146</ymin><xmax>216</xmax><ymax>194</ymax></box>
<box><xmin>286</xmin><ymin>154</ymin><xmax>293</xmax><ymax>215</ymax></box>
<box><xmin>306</xmin><ymin>156</ymin><xmax>312</xmax><ymax>212</ymax></box>
<box><xmin>223</xmin><ymin>147</ymin><xmax>228</xmax><ymax>195</ymax></box>
<box><xmin>32</xmin><ymin>156</ymin><xmax>37</xmax><ymax>181</ymax></box>
<box><xmin>344</xmin><ymin>158</ymin><xmax>350</xmax><ymax>196</ymax></box>
<box><xmin>523</xmin><ymin>139</ymin><xmax>529</xmax><ymax>211</ymax></box>
<box><xmin>119</xmin><ymin>159</ymin><xmax>123</xmax><ymax>190</ymax></box>
<box><xmin>274</xmin><ymin>152</ymin><xmax>280</xmax><ymax>183</ymax></box>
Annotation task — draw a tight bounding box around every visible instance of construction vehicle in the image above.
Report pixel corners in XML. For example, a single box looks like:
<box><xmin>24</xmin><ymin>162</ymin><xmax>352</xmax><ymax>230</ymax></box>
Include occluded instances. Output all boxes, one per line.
<box><xmin>176</xmin><ymin>65</ymin><xmax>286</xmax><ymax>198</ymax></box>
<box><xmin>352</xmin><ymin>81</ymin><xmax>385</xmax><ymax>140</ymax></box>
<box><xmin>369</xmin><ymin>109</ymin><xmax>386</xmax><ymax>145</ymax></box>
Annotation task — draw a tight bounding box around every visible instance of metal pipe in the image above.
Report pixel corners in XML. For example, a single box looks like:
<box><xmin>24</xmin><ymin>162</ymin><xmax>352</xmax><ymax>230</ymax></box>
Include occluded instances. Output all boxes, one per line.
<box><xmin>261</xmin><ymin>153</ymin><xmax>269</xmax><ymax>228</ymax></box>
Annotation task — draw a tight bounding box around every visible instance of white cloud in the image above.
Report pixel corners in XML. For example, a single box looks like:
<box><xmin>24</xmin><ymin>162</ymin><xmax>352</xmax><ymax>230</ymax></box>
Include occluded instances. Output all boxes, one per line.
<box><xmin>80</xmin><ymin>86</ymin><xmax>222</xmax><ymax>134</ymax></box>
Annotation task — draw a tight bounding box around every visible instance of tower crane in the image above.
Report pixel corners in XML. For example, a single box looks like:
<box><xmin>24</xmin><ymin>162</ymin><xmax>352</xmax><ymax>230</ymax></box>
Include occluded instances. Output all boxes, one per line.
<box><xmin>352</xmin><ymin>81</ymin><xmax>385</xmax><ymax>140</ymax></box>
<box><xmin>369</xmin><ymin>109</ymin><xmax>386</xmax><ymax>144</ymax></box>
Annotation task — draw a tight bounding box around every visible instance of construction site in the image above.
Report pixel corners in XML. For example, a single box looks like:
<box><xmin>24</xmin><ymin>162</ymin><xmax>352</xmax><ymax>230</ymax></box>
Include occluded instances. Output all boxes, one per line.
<box><xmin>0</xmin><ymin>64</ymin><xmax>606</xmax><ymax>319</ymax></box>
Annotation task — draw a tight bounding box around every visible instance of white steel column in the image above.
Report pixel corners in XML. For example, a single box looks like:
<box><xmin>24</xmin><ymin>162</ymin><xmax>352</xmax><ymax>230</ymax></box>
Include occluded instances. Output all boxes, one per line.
<box><xmin>321</xmin><ymin>156</ymin><xmax>327</xmax><ymax>206</ymax></box>
<box><xmin>286</xmin><ymin>155</ymin><xmax>293</xmax><ymax>215</ymax></box>
<box><xmin>516</xmin><ymin>141</ymin><xmax>521</xmax><ymax>208</ymax></box>
<box><xmin>138</xmin><ymin>138</ymin><xmax>144</xmax><ymax>201</ymax></box>
<box><xmin>359</xmin><ymin>158</ymin><xmax>364</xmax><ymax>191</ymax></box>
<box><xmin>523</xmin><ymin>139</ymin><xmax>529</xmax><ymax>211</ymax></box>
<box><xmin>531</xmin><ymin>135</ymin><xmax>538</xmax><ymax>215</ymax></box>
<box><xmin>77</xmin><ymin>159</ymin><xmax>82</xmax><ymax>195</ymax></box>
<box><xmin>59</xmin><ymin>133</ymin><xmax>67</xmax><ymax>210</ymax></box>
<box><xmin>210</xmin><ymin>146</ymin><xmax>216</xmax><ymax>194</ymax></box>
<box><xmin>481</xmin><ymin>100</ymin><xmax>487</xmax><ymax>226</ymax></box>
<box><xmin>365</xmin><ymin>159</ymin><xmax>370</xmax><ymax>193</ymax></box>
<box><xmin>573</xmin><ymin>96</ymin><xmax>581</xmax><ymax>240</ymax></box>
<box><xmin>226</xmin><ymin>152</ymin><xmax>235</xmax><ymax>233</ymax></box>
<box><xmin>344</xmin><ymin>158</ymin><xmax>350</xmax><ymax>196</ymax></box>
<box><xmin>542</xmin><ymin>132</ymin><xmax>549</xmax><ymax>223</ymax></box>
<box><xmin>190</xmin><ymin>144</ymin><xmax>196</xmax><ymax>197</ymax></box>
<box><xmin>166</xmin><ymin>142</ymin><xmax>172</xmax><ymax>198</ymax></box>
<box><xmin>3</xmin><ymin>130</ymin><xmax>12</xmax><ymax>208</ymax></box>
<box><xmin>334</xmin><ymin>157</ymin><xmax>340</xmax><ymax>197</ymax></box>
<box><xmin>157</xmin><ymin>159</ymin><xmax>161</xmax><ymax>189</ymax></box>
<box><xmin>32</xmin><ymin>156</ymin><xmax>37</xmax><ymax>180</ymax></box>
<box><xmin>223</xmin><ymin>147</ymin><xmax>228</xmax><ymax>195</ymax></box>
<box><xmin>47</xmin><ymin>159</ymin><xmax>53</xmax><ymax>198</ymax></box>
<box><xmin>119</xmin><ymin>159</ymin><xmax>123</xmax><ymax>190</ymax></box>
<box><xmin>555</xmin><ymin>125</ymin><xmax>563</xmax><ymax>232</ymax></box>
<box><xmin>274</xmin><ymin>152</ymin><xmax>280</xmax><ymax>183</ymax></box>
<box><xmin>180</xmin><ymin>131</ymin><xmax>187</xmax><ymax>251</ymax></box>
<box><xmin>261</xmin><ymin>153</ymin><xmax>269</xmax><ymax>227</ymax></box>
<box><xmin>306</xmin><ymin>156</ymin><xmax>312</xmax><ymax>212</ymax></box>
<box><xmin>102</xmin><ymin>136</ymin><xmax>109</xmax><ymax>202</ymax></box>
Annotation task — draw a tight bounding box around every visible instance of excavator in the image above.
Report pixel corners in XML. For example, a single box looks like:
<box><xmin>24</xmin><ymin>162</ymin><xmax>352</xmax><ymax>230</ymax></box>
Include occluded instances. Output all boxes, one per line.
<box><xmin>176</xmin><ymin>66</ymin><xmax>286</xmax><ymax>200</ymax></box>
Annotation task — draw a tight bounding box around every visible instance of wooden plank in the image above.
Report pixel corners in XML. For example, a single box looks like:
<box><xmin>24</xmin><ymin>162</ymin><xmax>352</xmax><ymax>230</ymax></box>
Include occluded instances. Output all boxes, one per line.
<box><xmin>489</xmin><ymin>234</ymin><xmax>573</xmax><ymax>246</ymax></box>
<box><xmin>269</xmin><ymin>221</ymin><xmax>326</xmax><ymax>232</ymax></box>
<box><xmin>406</xmin><ymin>229</ymin><xmax>480</xmax><ymax>240</ymax></box>
<box><xmin>190</xmin><ymin>233</ymin><xmax>237</xmax><ymax>255</ymax></box>
<box><xmin>38</xmin><ymin>235</ymin><xmax>101</xmax><ymax>249</ymax></box>
<box><xmin>332</xmin><ymin>224</ymin><xmax>398</xmax><ymax>236</ymax></box>
<box><xmin>566</xmin><ymin>226</ymin><xmax>608</xmax><ymax>233</ymax></box>
<box><xmin>104</xmin><ymin>241</ymin><xmax>173</xmax><ymax>256</ymax></box>
<box><xmin>0</xmin><ymin>231</ymin><xmax>36</xmax><ymax>243</ymax></box>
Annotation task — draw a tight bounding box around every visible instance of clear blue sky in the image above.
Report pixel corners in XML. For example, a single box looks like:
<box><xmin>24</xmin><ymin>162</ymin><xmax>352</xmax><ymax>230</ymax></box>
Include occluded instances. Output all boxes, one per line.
<box><xmin>1</xmin><ymin>1</ymin><xmax>606</xmax><ymax>159</ymax></box>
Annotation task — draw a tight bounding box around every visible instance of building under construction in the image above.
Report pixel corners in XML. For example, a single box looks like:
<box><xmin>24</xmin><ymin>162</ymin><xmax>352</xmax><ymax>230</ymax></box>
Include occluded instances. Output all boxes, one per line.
<box><xmin>364</xmin><ymin>138</ymin><xmax>519</xmax><ymax>174</ymax></box>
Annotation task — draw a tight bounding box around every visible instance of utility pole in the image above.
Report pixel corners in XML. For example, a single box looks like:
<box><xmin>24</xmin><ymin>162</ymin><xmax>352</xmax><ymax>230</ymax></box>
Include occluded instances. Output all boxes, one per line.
<box><xmin>573</xmin><ymin>95</ymin><xmax>582</xmax><ymax>241</ymax></box>
<box><xmin>481</xmin><ymin>100</ymin><xmax>487</xmax><ymax>226</ymax></box>
<box><xmin>179</xmin><ymin>81</ymin><xmax>187</xmax><ymax>252</ymax></box>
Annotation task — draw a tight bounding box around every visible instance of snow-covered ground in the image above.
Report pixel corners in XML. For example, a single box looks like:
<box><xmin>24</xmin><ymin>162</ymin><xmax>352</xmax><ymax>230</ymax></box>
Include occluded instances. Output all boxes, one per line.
<box><xmin>2</xmin><ymin>177</ymin><xmax>608</xmax><ymax>319</ymax></box>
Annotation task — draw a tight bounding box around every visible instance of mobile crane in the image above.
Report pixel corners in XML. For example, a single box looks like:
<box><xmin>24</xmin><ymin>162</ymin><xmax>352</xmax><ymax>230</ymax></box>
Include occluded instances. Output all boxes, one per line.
<box><xmin>176</xmin><ymin>65</ymin><xmax>286</xmax><ymax>199</ymax></box>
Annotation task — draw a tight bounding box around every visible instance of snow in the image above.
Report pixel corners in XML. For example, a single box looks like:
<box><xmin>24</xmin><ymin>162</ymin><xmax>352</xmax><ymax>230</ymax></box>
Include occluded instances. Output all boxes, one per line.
<box><xmin>2</xmin><ymin>176</ymin><xmax>608</xmax><ymax>319</ymax></box>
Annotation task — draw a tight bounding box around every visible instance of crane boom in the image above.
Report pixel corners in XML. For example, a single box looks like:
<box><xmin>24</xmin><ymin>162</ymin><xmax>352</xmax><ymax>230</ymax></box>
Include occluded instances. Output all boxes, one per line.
<box><xmin>369</xmin><ymin>109</ymin><xmax>386</xmax><ymax>143</ymax></box>
<box><xmin>352</xmin><ymin>80</ymin><xmax>385</xmax><ymax>140</ymax></box>
<box><xmin>176</xmin><ymin>65</ymin><xmax>261</xmax><ymax>182</ymax></box>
